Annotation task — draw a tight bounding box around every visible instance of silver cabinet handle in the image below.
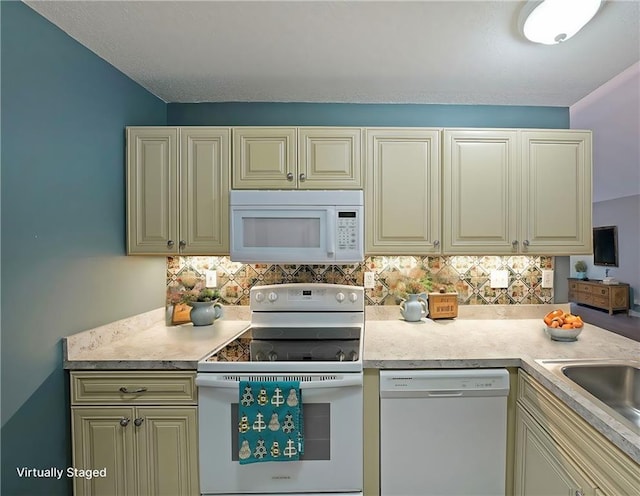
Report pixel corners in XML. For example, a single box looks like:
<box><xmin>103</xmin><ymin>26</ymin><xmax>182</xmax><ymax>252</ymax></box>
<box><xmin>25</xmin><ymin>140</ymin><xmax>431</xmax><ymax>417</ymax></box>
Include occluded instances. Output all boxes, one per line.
<box><xmin>167</xmin><ymin>240</ymin><xmax>175</xmax><ymax>247</ymax></box>
<box><xmin>575</xmin><ymin>490</ymin><xmax>584</xmax><ymax>496</ymax></box>
<box><xmin>523</xmin><ymin>239</ymin><xmax>530</xmax><ymax>246</ymax></box>
<box><xmin>179</xmin><ymin>240</ymin><xmax>186</xmax><ymax>248</ymax></box>
<box><xmin>134</xmin><ymin>418</ymin><xmax>144</xmax><ymax>427</ymax></box>
<box><xmin>299</xmin><ymin>173</ymin><xmax>306</xmax><ymax>182</ymax></box>
<box><xmin>433</xmin><ymin>240</ymin><xmax>440</xmax><ymax>246</ymax></box>
<box><xmin>286</xmin><ymin>172</ymin><xmax>294</xmax><ymax>181</ymax></box>
<box><xmin>512</xmin><ymin>240</ymin><xmax>518</xmax><ymax>246</ymax></box>
<box><xmin>119</xmin><ymin>386</ymin><xmax>148</xmax><ymax>394</ymax></box>
<box><xmin>120</xmin><ymin>417</ymin><xmax>130</xmax><ymax>427</ymax></box>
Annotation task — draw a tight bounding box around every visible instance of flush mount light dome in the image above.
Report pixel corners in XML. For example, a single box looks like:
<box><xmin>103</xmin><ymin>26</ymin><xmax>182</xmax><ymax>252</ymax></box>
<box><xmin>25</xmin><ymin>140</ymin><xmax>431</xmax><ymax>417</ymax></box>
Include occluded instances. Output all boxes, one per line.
<box><xmin>522</xmin><ymin>0</ymin><xmax>603</xmax><ymax>45</ymax></box>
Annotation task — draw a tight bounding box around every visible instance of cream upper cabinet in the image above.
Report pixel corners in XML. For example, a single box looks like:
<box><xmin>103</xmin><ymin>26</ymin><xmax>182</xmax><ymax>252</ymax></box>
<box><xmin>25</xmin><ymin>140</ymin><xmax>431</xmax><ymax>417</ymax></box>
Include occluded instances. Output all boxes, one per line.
<box><xmin>366</xmin><ymin>128</ymin><xmax>441</xmax><ymax>254</ymax></box>
<box><xmin>127</xmin><ymin>127</ymin><xmax>230</xmax><ymax>255</ymax></box>
<box><xmin>443</xmin><ymin>129</ymin><xmax>519</xmax><ymax>254</ymax></box>
<box><xmin>179</xmin><ymin>128</ymin><xmax>230</xmax><ymax>255</ymax></box>
<box><xmin>521</xmin><ymin>130</ymin><xmax>592</xmax><ymax>254</ymax></box>
<box><xmin>232</xmin><ymin>127</ymin><xmax>297</xmax><ymax>189</ymax></box>
<box><xmin>443</xmin><ymin>129</ymin><xmax>592</xmax><ymax>255</ymax></box>
<box><xmin>298</xmin><ymin>127</ymin><xmax>363</xmax><ymax>188</ymax></box>
<box><xmin>232</xmin><ymin>127</ymin><xmax>363</xmax><ymax>189</ymax></box>
<box><xmin>127</xmin><ymin>128</ymin><xmax>179</xmax><ymax>254</ymax></box>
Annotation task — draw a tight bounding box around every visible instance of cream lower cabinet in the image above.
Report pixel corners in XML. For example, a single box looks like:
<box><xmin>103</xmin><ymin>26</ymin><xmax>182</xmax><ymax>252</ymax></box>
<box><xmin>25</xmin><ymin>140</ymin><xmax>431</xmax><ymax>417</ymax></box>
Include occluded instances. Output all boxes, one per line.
<box><xmin>127</xmin><ymin>127</ymin><xmax>230</xmax><ymax>255</ymax></box>
<box><xmin>443</xmin><ymin>129</ymin><xmax>592</xmax><ymax>255</ymax></box>
<box><xmin>232</xmin><ymin>127</ymin><xmax>363</xmax><ymax>189</ymax></box>
<box><xmin>516</xmin><ymin>406</ymin><xmax>597</xmax><ymax>496</ymax></box>
<box><xmin>365</xmin><ymin>128</ymin><xmax>441</xmax><ymax>254</ymax></box>
<box><xmin>70</xmin><ymin>371</ymin><xmax>198</xmax><ymax>496</ymax></box>
<box><xmin>515</xmin><ymin>370</ymin><xmax>640</xmax><ymax>496</ymax></box>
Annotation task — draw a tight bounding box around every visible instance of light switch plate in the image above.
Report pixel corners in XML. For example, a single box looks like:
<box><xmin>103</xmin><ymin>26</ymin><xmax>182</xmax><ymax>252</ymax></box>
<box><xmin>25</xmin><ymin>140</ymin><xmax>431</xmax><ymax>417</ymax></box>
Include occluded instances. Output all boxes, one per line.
<box><xmin>205</xmin><ymin>270</ymin><xmax>217</xmax><ymax>288</ymax></box>
<box><xmin>364</xmin><ymin>272</ymin><xmax>375</xmax><ymax>289</ymax></box>
<box><xmin>542</xmin><ymin>269</ymin><xmax>554</xmax><ymax>288</ymax></box>
<box><xmin>490</xmin><ymin>270</ymin><xmax>509</xmax><ymax>288</ymax></box>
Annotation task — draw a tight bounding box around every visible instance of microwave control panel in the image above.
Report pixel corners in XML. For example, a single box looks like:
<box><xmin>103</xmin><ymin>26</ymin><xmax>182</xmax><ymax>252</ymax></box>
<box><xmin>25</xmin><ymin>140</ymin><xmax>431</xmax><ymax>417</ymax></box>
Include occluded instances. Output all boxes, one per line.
<box><xmin>337</xmin><ymin>211</ymin><xmax>358</xmax><ymax>251</ymax></box>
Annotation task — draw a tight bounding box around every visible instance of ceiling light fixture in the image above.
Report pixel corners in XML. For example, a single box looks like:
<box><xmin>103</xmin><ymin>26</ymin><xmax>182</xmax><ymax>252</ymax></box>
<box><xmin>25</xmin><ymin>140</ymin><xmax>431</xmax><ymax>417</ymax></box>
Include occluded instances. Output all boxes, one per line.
<box><xmin>521</xmin><ymin>0</ymin><xmax>604</xmax><ymax>45</ymax></box>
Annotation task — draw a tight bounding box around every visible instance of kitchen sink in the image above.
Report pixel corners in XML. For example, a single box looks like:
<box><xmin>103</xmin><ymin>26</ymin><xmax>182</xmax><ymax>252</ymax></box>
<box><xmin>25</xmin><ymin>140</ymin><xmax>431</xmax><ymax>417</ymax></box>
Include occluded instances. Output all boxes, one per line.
<box><xmin>537</xmin><ymin>359</ymin><xmax>640</xmax><ymax>433</ymax></box>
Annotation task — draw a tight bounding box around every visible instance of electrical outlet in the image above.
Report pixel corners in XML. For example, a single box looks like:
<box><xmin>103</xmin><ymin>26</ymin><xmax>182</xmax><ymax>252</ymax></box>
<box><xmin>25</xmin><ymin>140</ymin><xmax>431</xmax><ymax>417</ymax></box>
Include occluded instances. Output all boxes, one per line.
<box><xmin>205</xmin><ymin>270</ymin><xmax>217</xmax><ymax>288</ymax></box>
<box><xmin>542</xmin><ymin>269</ymin><xmax>554</xmax><ymax>288</ymax></box>
<box><xmin>490</xmin><ymin>270</ymin><xmax>509</xmax><ymax>289</ymax></box>
<box><xmin>364</xmin><ymin>272</ymin><xmax>375</xmax><ymax>289</ymax></box>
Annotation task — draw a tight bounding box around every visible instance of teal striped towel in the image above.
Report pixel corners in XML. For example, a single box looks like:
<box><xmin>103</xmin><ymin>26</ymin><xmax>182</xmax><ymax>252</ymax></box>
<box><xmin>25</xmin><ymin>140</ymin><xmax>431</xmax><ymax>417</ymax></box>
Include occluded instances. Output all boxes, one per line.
<box><xmin>238</xmin><ymin>380</ymin><xmax>304</xmax><ymax>464</ymax></box>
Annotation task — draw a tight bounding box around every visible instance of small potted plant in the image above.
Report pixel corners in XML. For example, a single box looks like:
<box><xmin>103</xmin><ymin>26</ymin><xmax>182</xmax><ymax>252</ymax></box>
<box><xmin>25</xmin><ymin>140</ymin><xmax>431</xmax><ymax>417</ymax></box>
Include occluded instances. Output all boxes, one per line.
<box><xmin>183</xmin><ymin>287</ymin><xmax>223</xmax><ymax>326</ymax></box>
<box><xmin>393</xmin><ymin>274</ymin><xmax>432</xmax><ymax>322</ymax></box>
<box><xmin>574</xmin><ymin>260</ymin><xmax>588</xmax><ymax>280</ymax></box>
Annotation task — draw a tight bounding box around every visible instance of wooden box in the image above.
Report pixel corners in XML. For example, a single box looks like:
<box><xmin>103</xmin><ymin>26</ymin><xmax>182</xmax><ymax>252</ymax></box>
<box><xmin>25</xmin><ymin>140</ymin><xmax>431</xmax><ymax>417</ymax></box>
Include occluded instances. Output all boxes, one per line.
<box><xmin>428</xmin><ymin>292</ymin><xmax>459</xmax><ymax>319</ymax></box>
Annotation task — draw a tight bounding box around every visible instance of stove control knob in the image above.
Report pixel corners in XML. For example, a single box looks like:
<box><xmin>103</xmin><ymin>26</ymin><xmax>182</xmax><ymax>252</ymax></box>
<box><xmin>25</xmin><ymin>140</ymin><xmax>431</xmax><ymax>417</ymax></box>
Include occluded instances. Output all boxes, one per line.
<box><xmin>254</xmin><ymin>352</ymin><xmax>266</xmax><ymax>361</ymax></box>
<box><xmin>336</xmin><ymin>292</ymin><xmax>345</xmax><ymax>303</ymax></box>
<box><xmin>349</xmin><ymin>292</ymin><xmax>358</xmax><ymax>303</ymax></box>
<box><xmin>349</xmin><ymin>350</ymin><xmax>359</xmax><ymax>361</ymax></box>
<box><xmin>336</xmin><ymin>351</ymin><xmax>345</xmax><ymax>361</ymax></box>
<box><xmin>268</xmin><ymin>292</ymin><xmax>278</xmax><ymax>302</ymax></box>
<box><xmin>254</xmin><ymin>292</ymin><xmax>265</xmax><ymax>302</ymax></box>
<box><xmin>268</xmin><ymin>351</ymin><xmax>278</xmax><ymax>361</ymax></box>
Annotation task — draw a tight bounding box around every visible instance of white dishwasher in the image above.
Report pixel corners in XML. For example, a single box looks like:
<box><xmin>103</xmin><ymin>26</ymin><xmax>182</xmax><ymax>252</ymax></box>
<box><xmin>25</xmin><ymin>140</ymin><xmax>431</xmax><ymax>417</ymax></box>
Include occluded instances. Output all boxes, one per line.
<box><xmin>380</xmin><ymin>369</ymin><xmax>510</xmax><ymax>496</ymax></box>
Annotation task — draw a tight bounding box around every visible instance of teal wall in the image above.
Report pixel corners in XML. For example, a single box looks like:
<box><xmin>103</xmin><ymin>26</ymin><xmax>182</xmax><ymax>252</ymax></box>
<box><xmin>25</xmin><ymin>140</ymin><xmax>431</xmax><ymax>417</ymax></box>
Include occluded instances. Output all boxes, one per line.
<box><xmin>1</xmin><ymin>2</ymin><xmax>167</xmax><ymax>494</ymax></box>
<box><xmin>168</xmin><ymin>101</ymin><xmax>569</xmax><ymax>128</ymax></box>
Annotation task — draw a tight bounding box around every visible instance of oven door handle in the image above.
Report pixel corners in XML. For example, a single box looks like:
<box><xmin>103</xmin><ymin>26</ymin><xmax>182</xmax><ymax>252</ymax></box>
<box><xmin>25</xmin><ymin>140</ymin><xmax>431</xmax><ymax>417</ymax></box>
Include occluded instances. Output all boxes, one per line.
<box><xmin>196</xmin><ymin>375</ymin><xmax>362</xmax><ymax>389</ymax></box>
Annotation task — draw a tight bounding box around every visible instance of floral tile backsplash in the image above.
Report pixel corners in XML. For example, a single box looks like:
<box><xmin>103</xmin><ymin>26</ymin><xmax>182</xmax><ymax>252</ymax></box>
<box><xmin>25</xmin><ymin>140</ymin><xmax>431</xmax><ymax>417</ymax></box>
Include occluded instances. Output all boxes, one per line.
<box><xmin>166</xmin><ymin>256</ymin><xmax>554</xmax><ymax>306</ymax></box>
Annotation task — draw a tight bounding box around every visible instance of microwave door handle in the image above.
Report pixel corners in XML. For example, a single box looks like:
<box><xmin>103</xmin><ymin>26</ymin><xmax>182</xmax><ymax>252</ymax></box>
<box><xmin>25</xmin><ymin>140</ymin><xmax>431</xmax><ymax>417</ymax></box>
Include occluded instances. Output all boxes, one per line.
<box><xmin>326</xmin><ymin>209</ymin><xmax>336</xmax><ymax>257</ymax></box>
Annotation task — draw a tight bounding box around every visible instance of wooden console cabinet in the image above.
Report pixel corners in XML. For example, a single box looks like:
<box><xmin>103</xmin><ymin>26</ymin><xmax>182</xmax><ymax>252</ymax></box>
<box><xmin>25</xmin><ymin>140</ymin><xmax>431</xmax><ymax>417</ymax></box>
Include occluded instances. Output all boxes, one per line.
<box><xmin>568</xmin><ymin>278</ymin><xmax>630</xmax><ymax>315</ymax></box>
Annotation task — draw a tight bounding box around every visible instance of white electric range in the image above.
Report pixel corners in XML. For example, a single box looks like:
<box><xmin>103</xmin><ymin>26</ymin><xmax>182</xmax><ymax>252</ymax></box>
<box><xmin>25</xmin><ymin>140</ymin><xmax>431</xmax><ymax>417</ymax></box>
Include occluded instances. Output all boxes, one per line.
<box><xmin>197</xmin><ymin>283</ymin><xmax>364</xmax><ymax>496</ymax></box>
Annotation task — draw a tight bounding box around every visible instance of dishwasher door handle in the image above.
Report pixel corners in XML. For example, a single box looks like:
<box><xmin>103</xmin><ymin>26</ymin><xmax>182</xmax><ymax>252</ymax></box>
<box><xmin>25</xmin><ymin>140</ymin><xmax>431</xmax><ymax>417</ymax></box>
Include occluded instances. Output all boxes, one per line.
<box><xmin>427</xmin><ymin>391</ymin><xmax>464</xmax><ymax>397</ymax></box>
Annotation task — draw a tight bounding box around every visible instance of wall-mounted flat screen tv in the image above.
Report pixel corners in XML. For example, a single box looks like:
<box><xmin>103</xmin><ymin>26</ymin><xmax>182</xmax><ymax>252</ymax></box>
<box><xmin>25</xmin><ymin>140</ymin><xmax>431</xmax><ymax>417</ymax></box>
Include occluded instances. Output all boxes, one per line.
<box><xmin>593</xmin><ymin>225</ymin><xmax>618</xmax><ymax>267</ymax></box>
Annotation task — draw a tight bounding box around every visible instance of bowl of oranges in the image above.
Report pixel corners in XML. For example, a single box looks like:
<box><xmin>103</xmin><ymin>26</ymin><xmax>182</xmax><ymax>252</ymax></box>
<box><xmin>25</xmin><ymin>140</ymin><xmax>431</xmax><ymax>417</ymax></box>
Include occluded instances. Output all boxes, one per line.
<box><xmin>543</xmin><ymin>309</ymin><xmax>584</xmax><ymax>341</ymax></box>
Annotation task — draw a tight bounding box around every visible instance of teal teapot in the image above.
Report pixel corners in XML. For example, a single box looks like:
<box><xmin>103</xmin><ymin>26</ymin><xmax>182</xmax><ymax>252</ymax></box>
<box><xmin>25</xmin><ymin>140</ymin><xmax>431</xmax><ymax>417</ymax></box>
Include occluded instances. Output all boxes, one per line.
<box><xmin>400</xmin><ymin>293</ymin><xmax>428</xmax><ymax>322</ymax></box>
<box><xmin>189</xmin><ymin>301</ymin><xmax>223</xmax><ymax>326</ymax></box>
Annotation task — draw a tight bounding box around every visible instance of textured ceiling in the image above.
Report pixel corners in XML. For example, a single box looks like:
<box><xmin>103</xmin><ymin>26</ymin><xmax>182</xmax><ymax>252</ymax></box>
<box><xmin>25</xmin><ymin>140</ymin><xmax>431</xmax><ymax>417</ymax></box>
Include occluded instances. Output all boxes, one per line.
<box><xmin>25</xmin><ymin>0</ymin><xmax>640</xmax><ymax>106</ymax></box>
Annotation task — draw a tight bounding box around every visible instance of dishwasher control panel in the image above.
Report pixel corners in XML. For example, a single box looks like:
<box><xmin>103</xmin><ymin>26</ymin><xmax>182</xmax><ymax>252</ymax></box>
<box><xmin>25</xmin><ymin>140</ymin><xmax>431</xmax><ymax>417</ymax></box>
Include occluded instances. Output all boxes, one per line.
<box><xmin>379</xmin><ymin>369</ymin><xmax>510</xmax><ymax>398</ymax></box>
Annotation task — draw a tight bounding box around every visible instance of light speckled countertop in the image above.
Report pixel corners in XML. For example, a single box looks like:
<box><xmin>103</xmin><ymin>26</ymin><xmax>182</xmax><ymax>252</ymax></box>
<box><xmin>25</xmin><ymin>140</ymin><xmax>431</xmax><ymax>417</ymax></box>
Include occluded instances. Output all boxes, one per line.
<box><xmin>363</xmin><ymin>311</ymin><xmax>640</xmax><ymax>464</ymax></box>
<box><xmin>63</xmin><ymin>306</ymin><xmax>250</xmax><ymax>370</ymax></box>
<box><xmin>63</xmin><ymin>304</ymin><xmax>639</xmax><ymax>463</ymax></box>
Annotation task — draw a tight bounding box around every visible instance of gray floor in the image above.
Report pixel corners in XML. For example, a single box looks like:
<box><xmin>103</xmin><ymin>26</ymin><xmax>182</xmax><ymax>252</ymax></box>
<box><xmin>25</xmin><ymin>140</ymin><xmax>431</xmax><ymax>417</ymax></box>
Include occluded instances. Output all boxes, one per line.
<box><xmin>570</xmin><ymin>303</ymin><xmax>640</xmax><ymax>342</ymax></box>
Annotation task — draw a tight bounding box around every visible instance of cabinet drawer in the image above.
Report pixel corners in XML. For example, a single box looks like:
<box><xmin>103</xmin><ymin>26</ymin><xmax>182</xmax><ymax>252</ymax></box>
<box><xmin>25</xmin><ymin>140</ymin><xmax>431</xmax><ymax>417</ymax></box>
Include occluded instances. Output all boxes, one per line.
<box><xmin>71</xmin><ymin>371</ymin><xmax>196</xmax><ymax>405</ymax></box>
<box><xmin>569</xmin><ymin>281</ymin><xmax>579</xmax><ymax>291</ymax></box>
<box><xmin>593</xmin><ymin>286</ymin><xmax>610</xmax><ymax>297</ymax></box>
<box><xmin>579</xmin><ymin>294</ymin><xmax>593</xmax><ymax>305</ymax></box>
<box><xmin>591</xmin><ymin>295</ymin><xmax>609</xmax><ymax>308</ymax></box>
<box><xmin>578</xmin><ymin>283</ymin><xmax>593</xmax><ymax>294</ymax></box>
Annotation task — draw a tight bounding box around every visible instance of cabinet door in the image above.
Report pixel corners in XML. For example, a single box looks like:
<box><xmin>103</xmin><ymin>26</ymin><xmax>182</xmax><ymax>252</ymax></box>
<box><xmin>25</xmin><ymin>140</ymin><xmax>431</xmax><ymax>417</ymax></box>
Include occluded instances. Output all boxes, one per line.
<box><xmin>72</xmin><ymin>407</ymin><xmax>137</xmax><ymax>496</ymax></box>
<box><xmin>180</xmin><ymin>128</ymin><xmax>230</xmax><ymax>255</ymax></box>
<box><xmin>136</xmin><ymin>407</ymin><xmax>199</xmax><ymax>496</ymax></box>
<box><xmin>515</xmin><ymin>406</ymin><xmax>597</xmax><ymax>496</ymax></box>
<box><xmin>232</xmin><ymin>127</ymin><xmax>297</xmax><ymax>189</ymax></box>
<box><xmin>366</xmin><ymin>128</ymin><xmax>441</xmax><ymax>254</ymax></box>
<box><xmin>298</xmin><ymin>127</ymin><xmax>363</xmax><ymax>189</ymax></box>
<box><xmin>521</xmin><ymin>131</ymin><xmax>592</xmax><ymax>254</ymax></box>
<box><xmin>127</xmin><ymin>128</ymin><xmax>179</xmax><ymax>254</ymax></box>
<box><xmin>443</xmin><ymin>129</ymin><xmax>519</xmax><ymax>254</ymax></box>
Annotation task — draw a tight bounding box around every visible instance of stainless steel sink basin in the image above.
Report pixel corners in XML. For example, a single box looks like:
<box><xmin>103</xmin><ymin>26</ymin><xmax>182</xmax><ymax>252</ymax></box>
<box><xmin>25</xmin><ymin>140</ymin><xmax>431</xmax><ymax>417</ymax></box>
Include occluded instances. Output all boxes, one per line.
<box><xmin>537</xmin><ymin>359</ymin><xmax>640</xmax><ymax>433</ymax></box>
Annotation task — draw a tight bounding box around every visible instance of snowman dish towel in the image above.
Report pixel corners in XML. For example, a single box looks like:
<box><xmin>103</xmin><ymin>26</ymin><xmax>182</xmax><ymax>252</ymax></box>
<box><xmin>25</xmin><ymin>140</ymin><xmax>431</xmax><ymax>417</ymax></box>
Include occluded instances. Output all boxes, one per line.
<box><xmin>238</xmin><ymin>381</ymin><xmax>304</xmax><ymax>464</ymax></box>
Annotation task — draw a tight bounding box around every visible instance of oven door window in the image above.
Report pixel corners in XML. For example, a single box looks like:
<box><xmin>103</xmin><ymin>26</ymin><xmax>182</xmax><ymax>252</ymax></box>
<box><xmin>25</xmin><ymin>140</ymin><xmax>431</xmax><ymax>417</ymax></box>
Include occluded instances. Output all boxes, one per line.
<box><xmin>231</xmin><ymin>403</ymin><xmax>330</xmax><ymax>461</ymax></box>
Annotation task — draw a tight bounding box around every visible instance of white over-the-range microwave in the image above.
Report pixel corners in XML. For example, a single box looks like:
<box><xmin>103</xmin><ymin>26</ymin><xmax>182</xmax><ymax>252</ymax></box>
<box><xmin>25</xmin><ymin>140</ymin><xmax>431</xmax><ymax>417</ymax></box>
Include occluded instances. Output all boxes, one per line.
<box><xmin>230</xmin><ymin>190</ymin><xmax>364</xmax><ymax>264</ymax></box>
